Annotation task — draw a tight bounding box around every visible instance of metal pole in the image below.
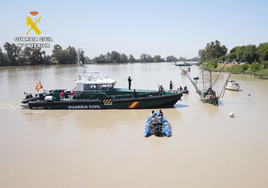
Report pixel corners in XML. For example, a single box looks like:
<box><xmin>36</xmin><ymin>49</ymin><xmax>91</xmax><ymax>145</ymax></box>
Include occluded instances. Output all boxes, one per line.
<box><xmin>202</xmin><ymin>71</ymin><xmax>204</xmax><ymax>91</ymax></box>
<box><xmin>210</xmin><ymin>70</ymin><xmax>212</xmax><ymax>88</ymax></box>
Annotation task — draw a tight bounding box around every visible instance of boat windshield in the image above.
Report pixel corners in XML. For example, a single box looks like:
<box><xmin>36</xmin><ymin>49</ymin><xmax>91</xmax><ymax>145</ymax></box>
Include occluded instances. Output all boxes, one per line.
<box><xmin>84</xmin><ymin>84</ymin><xmax>114</xmax><ymax>91</ymax></box>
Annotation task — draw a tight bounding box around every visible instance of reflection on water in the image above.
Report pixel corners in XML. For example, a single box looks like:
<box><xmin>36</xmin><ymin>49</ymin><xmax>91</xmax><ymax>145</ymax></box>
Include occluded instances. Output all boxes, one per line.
<box><xmin>1</xmin><ymin>63</ymin><xmax>268</xmax><ymax>188</ymax></box>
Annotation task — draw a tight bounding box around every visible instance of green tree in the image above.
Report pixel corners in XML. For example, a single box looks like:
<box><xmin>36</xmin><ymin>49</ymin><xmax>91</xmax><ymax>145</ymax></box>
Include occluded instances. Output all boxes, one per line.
<box><xmin>249</xmin><ymin>63</ymin><xmax>261</xmax><ymax>73</ymax></box>
<box><xmin>228</xmin><ymin>46</ymin><xmax>241</xmax><ymax>62</ymax></box>
<box><xmin>105</xmin><ymin>52</ymin><xmax>111</xmax><ymax>62</ymax></box>
<box><xmin>23</xmin><ymin>47</ymin><xmax>45</xmax><ymax>65</ymax></box>
<box><xmin>3</xmin><ymin>42</ymin><xmax>21</xmax><ymax>65</ymax></box>
<box><xmin>79</xmin><ymin>50</ymin><xmax>85</xmax><ymax>64</ymax></box>
<box><xmin>242</xmin><ymin>45</ymin><xmax>258</xmax><ymax>63</ymax></box>
<box><xmin>235</xmin><ymin>46</ymin><xmax>245</xmax><ymax>62</ymax></box>
<box><xmin>241</xmin><ymin>63</ymin><xmax>249</xmax><ymax>71</ymax></box>
<box><xmin>140</xmin><ymin>53</ymin><xmax>149</xmax><ymax>62</ymax></box>
<box><xmin>261</xmin><ymin>61</ymin><xmax>268</xmax><ymax>68</ymax></box>
<box><xmin>52</xmin><ymin>44</ymin><xmax>62</xmax><ymax>62</ymax></box>
<box><xmin>258</xmin><ymin>42</ymin><xmax>268</xmax><ymax>61</ymax></box>
<box><xmin>200</xmin><ymin>40</ymin><xmax>227</xmax><ymax>60</ymax></box>
<box><xmin>230</xmin><ymin>46</ymin><xmax>240</xmax><ymax>53</ymax></box>
<box><xmin>95</xmin><ymin>54</ymin><xmax>106</xmax><ymax>63</ymax></box>
<box><xmin>227</xmin><ymin>52</ymin><xmax>236</xmax><ymax>61</ymax></box>
<box><xmin>166</xmin><ymin>55</ymin><xmax>178</xmax><ymax>62</ymax></box>
<box><xmin>110</xmin><ymin>51</ymin><xmax>120</xmax><ymax>63</ymax></box>
<box><xmin>154</xmin><ymin>55</ymin><xmax>163</xmax><ymax>62</ymax></box>
<box><xmin>198</xmin><ymin>49</ymin><xmax>205</xmax><ymax>59</ymax></box>
<box><xmin>147</xmin><ymin>55</ymin><xmax>153</xmax><ymax>62</ymax></box>
<box><xmin>129</xmin><ymin>54</ymin><xmax>136</xmax><ymax>62</ymax></box>
<box><xmin>178</xmin><ymin>57</ymin><xmax>186</xmax><ymax>61</ymax></box>
<box><xmin>54</xmin><ymin>46</ymin><xmax>77</xmax><ymax>64</ymax></box>
<box><xmin>66</xmin><ymin>46</ymin><xmax>77</xmax><ymax>64</ymax></box>
<box><xmin>218</xmin><ymin>55</ymin><xmax>226</xmax><ymax>61</ymax></box>
<box><xmin>32</xmin><ymin>48</ymin><xmax>43</xmax><ymax>65</ymax></box>
<box><xmin>120</xmin><ymin>53</ymin><xmax>128</xmax><ymax>63</ymax></box>
<box><xmin>0</xmin><ymin>47</ymin><xmax>10</xmax><ymax>66</ymax></box>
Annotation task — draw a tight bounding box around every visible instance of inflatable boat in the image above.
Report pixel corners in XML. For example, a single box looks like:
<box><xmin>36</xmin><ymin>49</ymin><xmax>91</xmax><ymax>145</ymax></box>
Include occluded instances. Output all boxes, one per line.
<box><xmin>143</xmin><ymin>110</ymin><xmax>171</xmax><ymax>137</ymax></box>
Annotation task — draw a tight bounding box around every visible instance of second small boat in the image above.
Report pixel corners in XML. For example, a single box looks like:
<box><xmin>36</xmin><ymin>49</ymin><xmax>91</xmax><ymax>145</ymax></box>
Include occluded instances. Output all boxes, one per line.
<box><xmin>225</xmin><ymin>80</ymin><xmax>241</xmax><ymax>91</ymax></box>
<box><xmin>185</xmin><ymin>66</ymin><xmax>231</xmax><ymax>106</ymax></box>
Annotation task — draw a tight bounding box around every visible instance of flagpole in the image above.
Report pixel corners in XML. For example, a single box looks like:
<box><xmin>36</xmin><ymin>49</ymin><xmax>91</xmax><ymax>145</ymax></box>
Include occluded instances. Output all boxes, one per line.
<box><xmin>37</xmin><ymin>81</ymin><xmax>40</xmax><ymax>93</ymax></box>
<box><xmin>40</xmin><ymin>81</ymin><xmax>45</xmax><ymax>92</ymax></box>
<box><xmin>35</xmin><ymin>81</ymin><xmax>44</xmax><ymax>93</ymax></box>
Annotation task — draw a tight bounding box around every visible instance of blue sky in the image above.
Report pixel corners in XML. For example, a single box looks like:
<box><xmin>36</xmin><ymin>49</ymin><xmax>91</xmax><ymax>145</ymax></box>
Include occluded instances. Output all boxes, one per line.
<box><xmin>0</xmin><ymin>0</ymin><xmax>267</xmax><ymax>59</ymax></box>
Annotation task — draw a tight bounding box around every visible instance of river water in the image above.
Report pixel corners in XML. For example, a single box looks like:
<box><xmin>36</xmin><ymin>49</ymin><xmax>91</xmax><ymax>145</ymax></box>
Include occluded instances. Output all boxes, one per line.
<box><xmin>1</xmin><ymin>63</ymin><xmax>268</xmax><ymax>188</ymax></box>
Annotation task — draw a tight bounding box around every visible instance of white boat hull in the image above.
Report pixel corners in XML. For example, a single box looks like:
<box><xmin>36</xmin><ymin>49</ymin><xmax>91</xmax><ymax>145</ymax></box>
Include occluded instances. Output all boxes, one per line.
<box><xmin>225</xmin><ymin>80</ymin><xmax>240</xmax><ymax>91</ymax></box>
<box><xmin>225</xmin><ymin>86</ymin><xmax>240</xmax><ymax>91</ymax></box>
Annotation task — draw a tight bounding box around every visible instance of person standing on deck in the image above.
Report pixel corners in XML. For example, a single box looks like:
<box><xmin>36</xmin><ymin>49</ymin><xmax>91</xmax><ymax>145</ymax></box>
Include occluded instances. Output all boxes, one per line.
<box><xmin>158</xmin><ymin>85</ymin><xmax>164</xmax><ymax>95</ymax></box>
<box><xmin>128</xmin><ymin>76</ymin><xmax>132</xmax><ymax>90</ymax></box>
<box><xmin>133</xmin><ymin>89</ymin><xmax>137</xmax><ymax>98</ymax></box>
<box><xmin>169</xmin><ymin>81</ymin><xmax>174</xmax><ymax>92</ymax></box>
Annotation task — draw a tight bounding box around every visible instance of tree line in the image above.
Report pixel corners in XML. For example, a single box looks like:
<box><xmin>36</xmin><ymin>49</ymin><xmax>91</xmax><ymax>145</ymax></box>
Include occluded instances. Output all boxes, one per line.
<box><xmin>0</xmin><ymin>42</ymin><xmax>87</xmax><ymax>66</ymax></box>
<box><xmin>198</xmin><ymin>40</ymin><xmax>268</xmax><ymax>75</ymax></box>
<box><xmin>0</xmin><ymin>42</ymin><xmax>200</xmax><ymax>66</ymax></box>
<box><xmin>91</xmin><ymin>52</ymin><xmax>199</xmax><ymax>63</ymax></box>
<box><xmin>199</xmin><ymin>40</ymin><xmax>268</xmax><ymax>64</ymax></box>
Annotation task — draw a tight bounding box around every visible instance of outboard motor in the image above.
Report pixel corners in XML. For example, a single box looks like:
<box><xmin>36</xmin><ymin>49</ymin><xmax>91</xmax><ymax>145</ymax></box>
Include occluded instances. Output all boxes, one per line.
<box><xmin>153</xmin><ymin>122</ymin><xmax>162</xmax><ymax>136</ymax></box>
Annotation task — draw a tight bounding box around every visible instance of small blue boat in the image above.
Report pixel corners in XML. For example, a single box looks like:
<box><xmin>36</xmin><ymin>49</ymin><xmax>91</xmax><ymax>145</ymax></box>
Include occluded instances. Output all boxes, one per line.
<box><xmin>143</xmin><ymin>110</ymin><xmax>171</xmax><ymax>137</ymax></box>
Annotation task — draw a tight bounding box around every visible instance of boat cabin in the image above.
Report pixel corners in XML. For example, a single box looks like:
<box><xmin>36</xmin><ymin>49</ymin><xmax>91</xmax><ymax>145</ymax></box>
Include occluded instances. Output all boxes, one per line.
<box><xmin>73</xmin><ymin>71</ymin><xmax>117</xmax><ymax>92</ymax></box>
<box><xmin>225</xmin><ymin>80</ymin><xmax>240</xmax><ymax>91</ymax></box>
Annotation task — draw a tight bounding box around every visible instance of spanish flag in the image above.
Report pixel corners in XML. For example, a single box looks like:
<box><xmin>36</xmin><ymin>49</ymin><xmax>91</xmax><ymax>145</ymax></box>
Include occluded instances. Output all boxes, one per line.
<box><xmin>35</xmin><ymin>81</ymin><xmax>43</xmax><ymax>92</ymax></box>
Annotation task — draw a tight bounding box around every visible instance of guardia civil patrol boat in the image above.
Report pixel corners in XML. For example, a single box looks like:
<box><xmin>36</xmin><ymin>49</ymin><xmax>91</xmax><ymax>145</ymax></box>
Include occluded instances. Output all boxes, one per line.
<box><xmin>21</xmin><ymin>67</ymin><xmax>183</xmax><ymax>110</ymax></box>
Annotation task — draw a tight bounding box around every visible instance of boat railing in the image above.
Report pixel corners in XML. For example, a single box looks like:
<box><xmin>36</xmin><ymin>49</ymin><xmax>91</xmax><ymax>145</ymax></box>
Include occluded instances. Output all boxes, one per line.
<box><xmin>60</xmin><ymin>91</ymin><xmax>158</xmax><ymax>100</ymax></box>
<box><xmin>110</xmin><ymin>92</ymin><xmax>158</xmax><ymax>99</ymax></box>
<box><xmin>51</xmin><ymin>89</ymin><xmax>174</xmax><ymax>101</ymax></box>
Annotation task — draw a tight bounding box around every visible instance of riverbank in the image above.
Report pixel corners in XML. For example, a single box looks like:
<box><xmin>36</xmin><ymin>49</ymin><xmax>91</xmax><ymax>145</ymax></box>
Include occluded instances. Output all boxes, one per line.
<box><xmin>201</xmin><ymin>62</ymin><xmax>268</xmax><ymax>79</ymax></box>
